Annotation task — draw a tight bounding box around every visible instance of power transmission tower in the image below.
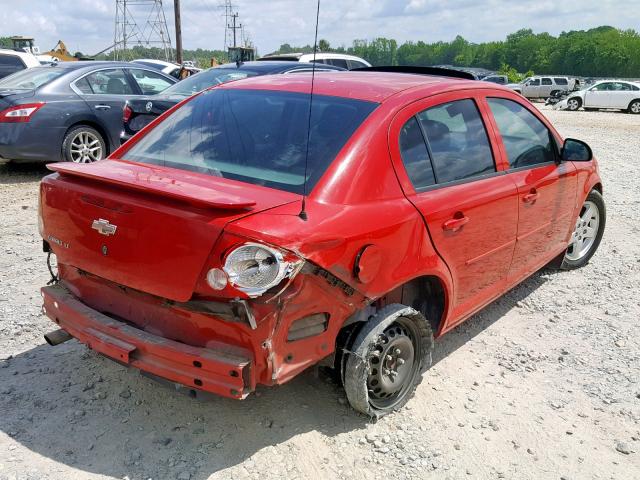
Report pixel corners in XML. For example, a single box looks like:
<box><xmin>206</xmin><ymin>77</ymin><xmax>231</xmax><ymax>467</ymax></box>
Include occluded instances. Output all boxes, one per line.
<box><xmin>113</xmin><ymin>0</ymin><xmax>173</xmax><ymax>61</ymax></box>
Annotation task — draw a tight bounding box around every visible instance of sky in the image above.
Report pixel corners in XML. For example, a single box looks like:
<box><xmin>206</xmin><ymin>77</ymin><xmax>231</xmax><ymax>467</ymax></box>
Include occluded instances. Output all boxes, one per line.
<box><xmin>1</xmin><ymin>0</ymin><xmax>639</xmax><ymax>57</ymax></box>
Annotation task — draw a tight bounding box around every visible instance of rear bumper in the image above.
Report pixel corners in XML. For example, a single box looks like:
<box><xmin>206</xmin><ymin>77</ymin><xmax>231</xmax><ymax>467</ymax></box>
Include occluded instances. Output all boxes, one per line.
<box><xmin>0</xmin><ymin>124</ymin><xmax>65</xmax><ymax>162</ymax></box>
<box><xmin>41</xmin><ymin>284</ymin><xmax>252</xmax><ymax>399</ymax></box>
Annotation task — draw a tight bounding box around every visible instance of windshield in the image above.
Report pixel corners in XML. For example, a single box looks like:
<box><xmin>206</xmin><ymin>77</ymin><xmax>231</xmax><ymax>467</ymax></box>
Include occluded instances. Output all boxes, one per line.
<box><xmin>123</xmin><ymin>89</ymin><xmax>378</xmax><ymax>194</ymax></box>
<box><xmin>160</xmin><ymin>68</ymin><xmax>260</xmax><ymax>97</ymax></box>
<box><xmin>0</xmin><ymin>66</ymin><xmax>66</xmax><ymax>90</ymax></box>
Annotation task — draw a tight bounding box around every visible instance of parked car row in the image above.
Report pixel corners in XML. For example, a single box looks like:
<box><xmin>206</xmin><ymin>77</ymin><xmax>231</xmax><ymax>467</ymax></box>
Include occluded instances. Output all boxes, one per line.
<box><xmin>0</xmin><ymin>53</ymin><xmax>370</xmax><ymax>164</ymax></box>
<box><xmin>0</xmin><ymin>62</ymin><xmax>176</xmax><ymax>164</ymax></box>
<box><xmin>122</xmin><ymin>60</ymin><xmax>344</xmax><ymax>143</ymax></box>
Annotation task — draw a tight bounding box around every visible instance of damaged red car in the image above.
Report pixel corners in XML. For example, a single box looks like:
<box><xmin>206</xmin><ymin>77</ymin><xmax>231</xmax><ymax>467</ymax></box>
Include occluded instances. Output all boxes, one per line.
<box><xmin>38</xmin><ymin>70</ymin><xmax>605</xmax><ymax>417</ymax></box>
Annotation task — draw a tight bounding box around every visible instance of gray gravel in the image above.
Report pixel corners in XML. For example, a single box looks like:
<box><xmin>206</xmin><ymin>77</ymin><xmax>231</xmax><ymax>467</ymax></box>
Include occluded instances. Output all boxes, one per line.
<box><xmin>0</xmin><ymin>105</ymin><xmax>639</xmax><ymax>479</ymax></box>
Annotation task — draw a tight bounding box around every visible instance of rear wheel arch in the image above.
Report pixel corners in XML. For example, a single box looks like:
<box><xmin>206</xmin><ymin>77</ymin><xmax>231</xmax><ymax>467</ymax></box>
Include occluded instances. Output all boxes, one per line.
<box><xmin>62</xmin><ymin>121</ymin><xmax>111</xmax><ymax>157</ymax></box>
<box><xmin>628</xmin><ymin>99</ymin><xmax>640</xmax><ymax>114</ymax></box>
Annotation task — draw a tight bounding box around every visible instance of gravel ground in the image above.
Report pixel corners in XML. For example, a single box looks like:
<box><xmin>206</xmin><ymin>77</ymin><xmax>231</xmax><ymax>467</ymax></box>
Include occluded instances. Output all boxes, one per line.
<box><xmin>0</xmin><ymin>105</ymin><xmax>639</xmax><ymax>480</ymax></box>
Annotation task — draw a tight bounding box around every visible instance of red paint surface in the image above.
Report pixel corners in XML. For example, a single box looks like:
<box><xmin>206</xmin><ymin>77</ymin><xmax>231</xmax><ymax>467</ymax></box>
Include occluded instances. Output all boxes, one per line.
<box><xmin>39</xmin><ymin>73</ymin><xmax>602</xmax><ymax>398</ymax></box>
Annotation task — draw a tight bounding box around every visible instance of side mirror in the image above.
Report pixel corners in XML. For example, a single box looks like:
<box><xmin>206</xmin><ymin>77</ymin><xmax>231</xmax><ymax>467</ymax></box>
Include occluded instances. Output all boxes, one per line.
<box><xmin>561</xmin><ymin>138</ymin><xmax>592</xmax><ymax>162</ymax></box>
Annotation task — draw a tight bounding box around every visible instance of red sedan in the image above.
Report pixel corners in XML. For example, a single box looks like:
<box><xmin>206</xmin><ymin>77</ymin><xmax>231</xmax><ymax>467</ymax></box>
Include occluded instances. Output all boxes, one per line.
<box><xmin>38</xmin><ymin>71</ymin><xmax>605</xmax><ymax>417</ymax></box>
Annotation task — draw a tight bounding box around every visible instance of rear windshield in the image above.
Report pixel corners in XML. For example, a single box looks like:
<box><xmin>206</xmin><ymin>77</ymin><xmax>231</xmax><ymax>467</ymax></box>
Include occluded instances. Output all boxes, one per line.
<box><xmin>161</xmin><ymin>68</ymin><xmax>260</xmax><ymax>97</ymax></box>
<box><xmin>0</xmin><ymin>66</ymin><xmax>66</xmax><ymax>90</ymax></box>
<box><xmin>123</xmin><ymin>89</ymin><xmax>378</xmax><ymax>194</ymax></box>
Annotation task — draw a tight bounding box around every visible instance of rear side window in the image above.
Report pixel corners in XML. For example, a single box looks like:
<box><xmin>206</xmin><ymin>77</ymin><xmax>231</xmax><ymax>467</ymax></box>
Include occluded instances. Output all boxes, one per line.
<box><xmin>82</xmin><ymin>69</ymin><xmax>134</xmax><ymax>95</ymax></box>
<box><xmin>487</xmin><ymin>98</ymin><xmax>556</xmax><ymax>169</ymax></box>
<box><xmin>399</xmin><ymin>117</ymin><xmax>435</xmax><ymax>189</ymax></box>
<box><xmin>328</xmin><ymin>58</ymin><xmax>349</xmax><ymax>69</ymax></box>
<box><xmin>554</xmin><ymin>78</ymin><xmax>568</xmax><ymax>85</ymax></box>
<box><xmin>541</xmin><ymin>78</ymin><xmax>552</xmax><ymax>85</ymax></box>
<box><xmin>347</xmin><ymin>60</ymin><xmax>367</xmax><ymax>69</ymax></box>
<box><xmin>0</xmin><ymin>54</ymin><xmax>26</xmax><ymax>80</ymax></box>
<box><xmin>416</xmin><ymin>99</ymin><xmax>495</xmax><ymax>184</ymax></box>
<box><xmin>123</xmin><ymin>89</ymin><xmax>378</xmax><ymax>194</ymax></box>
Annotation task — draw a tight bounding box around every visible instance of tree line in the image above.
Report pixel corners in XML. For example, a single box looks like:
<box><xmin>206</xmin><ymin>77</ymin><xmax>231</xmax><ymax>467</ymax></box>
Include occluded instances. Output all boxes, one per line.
<box><xmin>273</xmin><ymin>26</ymin><xmax>640</xmax><ymax>78</ymax></box>
<box><xmin>4</xmin><ymin>26</ymin><xmax>640</xmax><ymax>78</ymax></box>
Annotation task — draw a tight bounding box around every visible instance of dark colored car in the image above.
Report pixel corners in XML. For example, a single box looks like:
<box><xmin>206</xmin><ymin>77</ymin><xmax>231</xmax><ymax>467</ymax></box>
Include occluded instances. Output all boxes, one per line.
<box><xmin>39</xmin><ymin>71</ymin><xmax>604</xmax><ymax>417</ymax></box>
<box><xmin>0</xmin><ymin>62</ymin><xmax>175</xmax><ymax>164</ymax></box>
<box><xmin>121</xmin><ymin>61</ymin><xmax>344</xmax><ymax>142</ymax></box>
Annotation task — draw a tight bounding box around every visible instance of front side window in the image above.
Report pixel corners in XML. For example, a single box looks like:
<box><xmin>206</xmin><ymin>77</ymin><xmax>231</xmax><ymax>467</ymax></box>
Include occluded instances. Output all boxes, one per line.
<box><xmin>128</xmin><ymin>68</ymin><xmax>174</xmax><ymax>95</ymax></box>
<box><xmin>399</xmin><ymin>117</ymin><xmax>435</xmax><ymax>189</ymax></box>
<box><xmin>528</xmin><ymin>79</ymin><xmax>540</xmax><ymax>86</ymax></box>
<box><xmin>82</xmin><ymin>69</ymin><xmax>134</xmax><ymax>95</ymax></box>
<box><xmin>591</xmin><ymin>83</ymin><xmax>612</xmax><ymax>91</ymax></box>
<box><xmin>487</xmin><ymin>97</ymin><xmax>556</xmax><ymax>169</ymax></box>
<box><xmin>123</xmin><ymin>89</ymin><xmax>378</xmax><ymax>194</ymax></box>
<box><xmin>416</xmin><ymin>99</ymin><xmax>495</xmax><ymax>184</ymax></box>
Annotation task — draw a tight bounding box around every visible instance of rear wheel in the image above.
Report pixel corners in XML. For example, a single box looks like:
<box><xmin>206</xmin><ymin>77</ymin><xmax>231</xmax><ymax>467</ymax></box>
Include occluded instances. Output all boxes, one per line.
<box><xmin>343</xmin><ymin>304</ymin><xmax>433</xmax><ymax>418</ymax></box>
<box><xmin>561</xmin><ymin>190</ymin><xmax>606</xmax><ymax>269</ymax></box>
<box><xmin>628</xmin><ymin>100</ymin><xmax>640</xmax><ymax>114</ymax></box>
<box><xmin>567</xmin><ymin>98</ymin><xmax>581</xmax><ymax>111</ymax></box>
<box><xmin>62</xmin><ymin>126</ymin><xmax>106</xmax><ymax>163</ymax></box>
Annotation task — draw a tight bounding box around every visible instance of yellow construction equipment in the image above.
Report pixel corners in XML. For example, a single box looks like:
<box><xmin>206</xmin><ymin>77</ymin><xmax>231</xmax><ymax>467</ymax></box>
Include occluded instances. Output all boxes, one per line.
<box><xmin>44</xmin><ymin>40</ymin><xmax>78</xmax><ymax>62</ymax></box>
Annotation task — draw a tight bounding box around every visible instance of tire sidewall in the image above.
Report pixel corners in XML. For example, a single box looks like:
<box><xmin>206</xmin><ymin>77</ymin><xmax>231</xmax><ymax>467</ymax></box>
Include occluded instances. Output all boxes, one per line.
<box><xmin>568</xmin><ymin>98</ymin><xmax>581</xmax><ymax>111</ymax></box>
<box><xmin>62</xmin><ymin>126</ymin><xmax>106</xmax><ymax>163</ymax></box>
<box><xmin>343</xmin><ymin>304</ymin><xmax>433</xmax><ymax>418</ymax></box>
<box><xmin>562</xmin><ymin>190</ymin><xmax>606</xmax><ymax>269</ymax></box>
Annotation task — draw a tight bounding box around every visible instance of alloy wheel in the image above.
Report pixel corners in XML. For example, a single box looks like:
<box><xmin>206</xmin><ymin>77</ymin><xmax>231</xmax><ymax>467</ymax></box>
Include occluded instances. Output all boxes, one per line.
<box><xmin>630</xmin><ymin>101</ymin><xmax>640</xmax><ymax>114</ymax></box>
<box><xmin>566</xmin><ymin>200</ymin><xmax>600</xmax><ymax>261</ymax></box>
<box><xmin>70</xmin><ymin>131</ymin><xmax>103</xmax><ymax>163</ymax></box>
<box><xmin>568</xmin><ymin>99</ymin><xmax>580</xmax><ymax>111</ymax></box>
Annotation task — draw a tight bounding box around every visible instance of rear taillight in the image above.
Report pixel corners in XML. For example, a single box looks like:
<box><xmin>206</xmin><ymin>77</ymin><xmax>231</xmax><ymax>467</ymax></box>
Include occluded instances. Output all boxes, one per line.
<box><xmin>123</xmin><ymin>104</ymin><xmax>133</xmax><ymax>123</ymax></box>
<box><xmin>0</xmin><ymin>102</ymin><xmax>45</xmax><ymax>123</ymax></box>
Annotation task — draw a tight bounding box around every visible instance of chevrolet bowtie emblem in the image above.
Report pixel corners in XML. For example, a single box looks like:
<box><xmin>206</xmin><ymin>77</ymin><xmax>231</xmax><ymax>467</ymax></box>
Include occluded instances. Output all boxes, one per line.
<box><xmin>91</xmin><ymin>218</ymin><xmax>117</xmax><ymax>236</ymax></box>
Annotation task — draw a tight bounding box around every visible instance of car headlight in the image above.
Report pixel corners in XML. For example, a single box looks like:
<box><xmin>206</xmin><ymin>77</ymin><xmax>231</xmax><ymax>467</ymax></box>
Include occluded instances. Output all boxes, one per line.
<box><xmin>223</xmin><ymin>243</ymin><xmax>301</xmax><ymax>297</ymax></box>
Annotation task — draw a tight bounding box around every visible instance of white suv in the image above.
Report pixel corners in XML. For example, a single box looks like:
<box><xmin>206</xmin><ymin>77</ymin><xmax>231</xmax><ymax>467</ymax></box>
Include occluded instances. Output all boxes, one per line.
<box><xmin>257</xmin><ymin>52</ymin><xmax>371</xmax><ymax>70</ymax></box>
<box><xmin>0</xmin><ymin>49</ymin><xmax>40</xmax><ymax>80</ymax></box>
<box><xmin>508</xmin><ymin>76</ymin><xmax>576</xmax><ymax>99</ymax></box>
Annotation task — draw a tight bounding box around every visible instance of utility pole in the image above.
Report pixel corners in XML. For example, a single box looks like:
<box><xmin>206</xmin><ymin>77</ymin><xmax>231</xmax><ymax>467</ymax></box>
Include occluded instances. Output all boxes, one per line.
<box><xmin>228</xmin><ymin>13</ymin><xmax>241</xmax><ymax>48</ymax></box>
<box><xmin>174</xmin><ymin>0</ymin><xmax>182</xmax><ymax>64</ymax></box>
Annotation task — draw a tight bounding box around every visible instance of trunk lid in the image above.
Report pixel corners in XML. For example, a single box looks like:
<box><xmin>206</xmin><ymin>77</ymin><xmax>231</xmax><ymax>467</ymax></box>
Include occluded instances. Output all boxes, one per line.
<box><xmin>41</xmin><ymin>159</ymin><xmax>298</xmax><ymax>302</ymax></box>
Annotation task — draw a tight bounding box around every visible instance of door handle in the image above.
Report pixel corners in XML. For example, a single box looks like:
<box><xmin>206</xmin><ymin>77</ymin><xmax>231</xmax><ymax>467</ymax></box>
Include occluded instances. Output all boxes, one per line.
<box><xmin>523</xmin><ymin>189</ymin><xmax>539</xmax><ymax>204</ymax></box>
<box><xmin>94</xmin><ymin>104</ymin><xmax>111</xmax><ymax>110</ymax></box>
<box><xmin>443</xmin><ymin>214</ymin><xmax>469</xmax><ymax>232</ymax></box>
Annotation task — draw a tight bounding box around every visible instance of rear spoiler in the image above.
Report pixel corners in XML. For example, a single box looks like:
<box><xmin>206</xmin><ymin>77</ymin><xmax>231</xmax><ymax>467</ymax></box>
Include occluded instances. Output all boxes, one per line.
<box><xmin>47</xmin><ymin>160</ymin><xmax>257</xmax><ymax>210</ymax></box>
<box><xmin>351</xmin><ymin>66</ymin><xmax>477</xmax><ymax>81</ymax></box>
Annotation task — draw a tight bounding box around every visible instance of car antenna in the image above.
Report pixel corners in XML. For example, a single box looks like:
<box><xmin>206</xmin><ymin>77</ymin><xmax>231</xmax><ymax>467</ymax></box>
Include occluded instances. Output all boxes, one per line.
<box><xmin>298</xmin><ymin>0</ymin><xmax>321</xmax><ymax>221</ymax></box>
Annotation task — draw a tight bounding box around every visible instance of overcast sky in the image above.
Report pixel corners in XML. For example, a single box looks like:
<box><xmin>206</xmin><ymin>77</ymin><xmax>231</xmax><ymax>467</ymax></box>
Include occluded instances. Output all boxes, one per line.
<box><xmin>2</xmin><ymin>0</ymin><xmax>639</xmax><ymax>57</ymax></box>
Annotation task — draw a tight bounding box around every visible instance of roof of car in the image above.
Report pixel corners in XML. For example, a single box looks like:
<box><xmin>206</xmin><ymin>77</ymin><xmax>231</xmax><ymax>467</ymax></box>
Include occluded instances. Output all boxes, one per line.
<box><xmin>44</xmin><ymin>61</ymin><xmax>139</xmax><ymax>70</ymax></box>
<box><xmin>220</xmin><ymin>70</ymin><xmax>479</xmax><ymax>103</ymax></box>
<box><xmin>214</xmin><ymin>60</ymin><xmax>342</xmax><ymax>72</ymax></box>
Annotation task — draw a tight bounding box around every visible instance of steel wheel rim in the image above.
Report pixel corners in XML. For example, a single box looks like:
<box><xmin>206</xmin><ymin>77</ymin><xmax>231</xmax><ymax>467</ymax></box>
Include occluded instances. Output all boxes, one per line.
<box><xmin>566</xmin><ymin>200</ymin><xmax>599</xmax><ymax>261</ymax></box>
<box><xmin>366</xmin><ymin>318</ymin><xmax>419</xmax><ymax>410</ymax></box>
<box><xmin>70</xmin><ymin>131</ymin><xmax>102</xmax><ymax>163</ymax></box>
<box><xmin>631</xmin><ymin>102</ymin><xmax>640</xmax><ymax>113</ymax></box>
<box><xmin>568</xmin><ymin>99</ymin><xmax>579</xmax><ymax>110</ymax></box>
